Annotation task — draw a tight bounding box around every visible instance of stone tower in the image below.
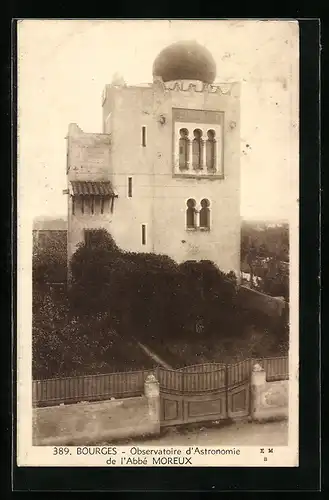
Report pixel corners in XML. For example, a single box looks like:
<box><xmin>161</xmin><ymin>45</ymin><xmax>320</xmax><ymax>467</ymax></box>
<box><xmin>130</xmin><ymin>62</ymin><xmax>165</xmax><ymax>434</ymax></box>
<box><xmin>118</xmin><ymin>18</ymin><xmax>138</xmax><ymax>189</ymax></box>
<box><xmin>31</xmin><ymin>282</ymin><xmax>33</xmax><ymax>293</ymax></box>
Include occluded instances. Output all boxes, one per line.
<box><xmin>66</xmin><ymin>40</ymin><xmax>241</xmax><ymax>275</ymax></box>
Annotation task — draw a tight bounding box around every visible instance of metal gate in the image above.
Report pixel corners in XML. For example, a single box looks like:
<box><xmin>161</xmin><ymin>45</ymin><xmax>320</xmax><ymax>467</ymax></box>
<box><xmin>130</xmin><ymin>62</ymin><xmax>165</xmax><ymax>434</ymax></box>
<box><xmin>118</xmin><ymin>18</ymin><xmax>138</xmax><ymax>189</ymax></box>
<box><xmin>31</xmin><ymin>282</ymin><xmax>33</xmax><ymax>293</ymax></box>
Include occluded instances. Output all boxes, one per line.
<box><xmin>226</xmin><ymin>360</ymin><xmax>251</xmax><ymax>420</ymax></box>
<box><xmin>157</xmin><ymin>362</ymin><xmax>251</xmax><ymax>427</ymax></box>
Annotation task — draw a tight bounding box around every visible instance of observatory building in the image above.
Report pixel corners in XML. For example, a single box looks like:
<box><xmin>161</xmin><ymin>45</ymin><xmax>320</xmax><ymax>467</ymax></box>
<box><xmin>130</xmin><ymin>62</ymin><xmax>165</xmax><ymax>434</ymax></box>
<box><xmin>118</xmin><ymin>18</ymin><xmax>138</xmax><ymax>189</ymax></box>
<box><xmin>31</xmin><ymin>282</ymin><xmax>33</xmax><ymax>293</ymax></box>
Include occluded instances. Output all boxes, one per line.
<box><xmin>65</xmin><ymin>40</ymin><xmax>241</xmax><ymax>274</ymax></box>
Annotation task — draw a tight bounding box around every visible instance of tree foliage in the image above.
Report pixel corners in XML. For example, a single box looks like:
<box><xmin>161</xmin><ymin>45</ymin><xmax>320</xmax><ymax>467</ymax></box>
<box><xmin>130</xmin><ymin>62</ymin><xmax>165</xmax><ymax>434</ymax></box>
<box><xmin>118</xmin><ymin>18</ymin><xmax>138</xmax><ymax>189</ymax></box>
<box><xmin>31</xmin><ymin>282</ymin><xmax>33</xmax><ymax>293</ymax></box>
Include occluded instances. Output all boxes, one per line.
<box><xmin>33</xmin><ymin>228</ymin><xmax>289</xmax><ymax>379</ymax></box>
<box><xmin>68</xmin><ymin>229</ymin><xmax>239</xmax><ymax>339</ymax></box>
<box><xmin>241</xmin><ymin>221</ymin><xmax>289</xmax><ymax>299</ymax></box>
<box><xmin>33</xmin><ymin>233</ymin><xmax>67</xmax><ymax>285</ymax></box>
<box><xmin>241</xmin><ymin>220</ymin><xmax>289</xmax><ymax>262</ymax></box>
<box><xmin>32</xmin><ymin>286</ymin><xmax>154</xmax><ymax>379</ymax></box>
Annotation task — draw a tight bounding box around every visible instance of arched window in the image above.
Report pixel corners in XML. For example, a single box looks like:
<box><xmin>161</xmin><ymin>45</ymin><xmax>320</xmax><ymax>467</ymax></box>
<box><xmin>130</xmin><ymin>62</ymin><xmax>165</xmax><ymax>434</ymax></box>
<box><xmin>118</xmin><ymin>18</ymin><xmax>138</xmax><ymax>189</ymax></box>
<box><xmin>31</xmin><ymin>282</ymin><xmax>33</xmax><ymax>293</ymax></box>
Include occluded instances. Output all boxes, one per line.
<box><xmin>206</xmin><ymin>129</ymin><xmax>216</xmax><ymax>171</ymax></box>
<box><xmin>179</xmin><ymin>128</ymin><xmax>189</xmax><ymax>169</ymax></box>
<box><xmin>200</xmin><ymin>199</ymin><xmax>210</xmax><ymax>229</ymax></box>
<box><xmin>192</xmin><ymin>129</ymin><xmax>203</xmax><ymax>170</ymax></box>
<box><xmin>186</xmin><ymin>198</ymin><xmax>197</xmax><ymax>229</ymax></box>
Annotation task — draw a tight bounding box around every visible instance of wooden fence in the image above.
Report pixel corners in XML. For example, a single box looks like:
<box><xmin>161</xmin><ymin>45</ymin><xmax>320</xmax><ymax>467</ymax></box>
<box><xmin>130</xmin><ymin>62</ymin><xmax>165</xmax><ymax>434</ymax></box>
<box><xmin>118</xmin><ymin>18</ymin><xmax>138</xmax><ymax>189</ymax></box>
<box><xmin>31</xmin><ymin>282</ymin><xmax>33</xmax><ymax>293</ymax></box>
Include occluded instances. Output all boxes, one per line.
<box><xmin>33</xmin><ymin>369</ymin><xmax>155</xmax><ymax>407</ymax></box>
<box><xmin>32</xmin><ymin>356</ymin><xmax>289</xmax><ymax>407</ymax></box>
<box><xmin>261</xmin><ymin>356</ymin><xmax>289</xmax><ymax>381</ymax></box>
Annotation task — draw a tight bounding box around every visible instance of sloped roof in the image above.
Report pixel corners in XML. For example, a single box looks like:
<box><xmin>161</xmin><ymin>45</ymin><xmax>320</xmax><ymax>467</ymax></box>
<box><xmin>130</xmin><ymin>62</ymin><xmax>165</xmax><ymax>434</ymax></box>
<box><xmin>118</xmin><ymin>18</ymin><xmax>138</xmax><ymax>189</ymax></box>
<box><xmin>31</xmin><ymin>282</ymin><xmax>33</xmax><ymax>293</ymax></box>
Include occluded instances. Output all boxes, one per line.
<box><xmin>70</xmin><ymin>181</ymin><xmax>115</xmax><ymax>196</ymax></box>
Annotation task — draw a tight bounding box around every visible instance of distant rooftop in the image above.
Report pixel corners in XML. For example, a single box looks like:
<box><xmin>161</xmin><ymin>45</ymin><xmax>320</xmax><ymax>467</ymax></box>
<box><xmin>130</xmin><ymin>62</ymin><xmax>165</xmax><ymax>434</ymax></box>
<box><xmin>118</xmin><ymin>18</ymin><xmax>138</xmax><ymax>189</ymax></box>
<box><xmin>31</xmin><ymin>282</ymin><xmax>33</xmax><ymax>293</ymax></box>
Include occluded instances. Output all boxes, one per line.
<box><xmin>33</xmin><ymin>216</ymin><xmax>67</xmax><ymax>231</ymax></box>
<box><xmin>241</xmin><ymin>218</ymin><xmax>289</xmax><ymax>227</ymax></box>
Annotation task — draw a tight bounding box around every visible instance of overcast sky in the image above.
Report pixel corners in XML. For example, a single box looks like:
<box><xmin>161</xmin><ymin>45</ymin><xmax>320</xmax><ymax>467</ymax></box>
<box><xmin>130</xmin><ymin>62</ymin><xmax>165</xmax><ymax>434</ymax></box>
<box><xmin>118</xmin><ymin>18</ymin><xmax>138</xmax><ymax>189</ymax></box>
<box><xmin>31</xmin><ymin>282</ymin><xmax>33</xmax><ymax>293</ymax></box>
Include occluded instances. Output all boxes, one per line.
<box><xmin>18</xmin><ymin>19</ymin><xmax>299</xmax><ymax>222</ymax></box>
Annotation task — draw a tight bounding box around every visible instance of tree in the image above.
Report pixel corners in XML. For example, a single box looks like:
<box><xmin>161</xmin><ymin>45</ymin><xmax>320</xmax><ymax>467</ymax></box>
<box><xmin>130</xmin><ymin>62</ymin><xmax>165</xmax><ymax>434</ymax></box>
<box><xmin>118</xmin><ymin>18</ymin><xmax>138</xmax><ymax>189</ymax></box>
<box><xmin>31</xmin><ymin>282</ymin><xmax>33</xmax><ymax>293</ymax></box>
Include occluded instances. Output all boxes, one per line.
<box><xmin>33</xmin><ymin>235</ymin><xmax>67</xmax><ymax>285</ymax></box>
<box><xmin>246</xmin><ymin>244</ymin><xmax>258</xmax><ymax>288</ymax></box>
<box><xmin>261</xmin><ymin>260</ymin><xmax>289</xmax><ymax>300</ymax></box>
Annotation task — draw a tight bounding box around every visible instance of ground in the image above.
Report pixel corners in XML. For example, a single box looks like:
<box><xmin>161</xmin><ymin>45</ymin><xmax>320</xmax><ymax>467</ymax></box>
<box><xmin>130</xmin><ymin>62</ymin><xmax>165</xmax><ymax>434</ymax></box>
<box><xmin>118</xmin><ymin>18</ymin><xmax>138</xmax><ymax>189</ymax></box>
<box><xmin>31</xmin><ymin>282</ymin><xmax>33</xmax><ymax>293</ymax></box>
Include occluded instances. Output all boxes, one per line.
<box><xmin>127</xmin><ymin>420</ymin><xmax>288</xmax><ymax>447</ymax></box>
<box><xmin>145</xmin><ymin>328</ymin><xmax>288</xmax><ymax>369</ymax></box>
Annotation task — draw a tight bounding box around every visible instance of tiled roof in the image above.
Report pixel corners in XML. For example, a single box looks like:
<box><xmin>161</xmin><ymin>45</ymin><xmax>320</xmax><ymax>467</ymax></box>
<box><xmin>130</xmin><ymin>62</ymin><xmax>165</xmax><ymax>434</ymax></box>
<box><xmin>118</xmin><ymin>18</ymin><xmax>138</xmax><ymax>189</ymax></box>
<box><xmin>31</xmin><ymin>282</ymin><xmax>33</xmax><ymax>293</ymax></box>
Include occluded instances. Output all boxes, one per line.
<box><xmin>70</xmin><ymin>181</ymin><xmax>115</xmax><ymax>196</ymax></box>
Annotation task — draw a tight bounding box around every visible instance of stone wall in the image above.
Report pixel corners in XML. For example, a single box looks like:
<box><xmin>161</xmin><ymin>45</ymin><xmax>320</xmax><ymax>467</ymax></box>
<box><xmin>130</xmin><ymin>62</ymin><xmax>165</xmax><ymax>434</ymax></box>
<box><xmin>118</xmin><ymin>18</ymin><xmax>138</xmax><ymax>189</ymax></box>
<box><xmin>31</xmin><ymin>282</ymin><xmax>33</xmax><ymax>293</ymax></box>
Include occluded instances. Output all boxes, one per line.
<box><xmin>67</xmin><ymin>123</ymin><xmax>111</xmax><ymax>181</ymax></box>
<box><xmin>33</xmin><ymin>375</ymin><xmax>160</xmax><ymax>446</ymax></box>
<box><xmin>33</xmin><ymin>367</ymin><xmax>289</xmax><ymax>443</ymax></box>
<box><xmin>251</xmin><ymin>364</ymin><xmax>288</xmax><ymax>422</ymax></box>
<box><xmin>66</xmin><ymin>124</ymin><xmax>113</xmax><ymax>261</ymax></box>
<box><xmin>239</xmin><ymin>285</ymin><xmax>288</xmax><ymax>318</ymax></box>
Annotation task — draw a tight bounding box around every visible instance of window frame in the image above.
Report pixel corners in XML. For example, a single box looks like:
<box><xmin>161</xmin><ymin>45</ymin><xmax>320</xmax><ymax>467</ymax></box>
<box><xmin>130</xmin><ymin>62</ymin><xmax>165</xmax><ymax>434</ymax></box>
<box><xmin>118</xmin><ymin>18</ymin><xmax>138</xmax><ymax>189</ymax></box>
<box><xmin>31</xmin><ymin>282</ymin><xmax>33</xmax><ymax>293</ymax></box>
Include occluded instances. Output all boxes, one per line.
<box><xmin>178</xmin><ymin>128</ymin><xmax>189</xmax><ymax>170</ymax></box>
<box><xmin>142</xmin><ymin>126</ymin><xmax>146</xmax><ymax>147</ymax></box>
<box><xmin>186</xmin><ymin>198</ymin><xmax>197</xmax><ymax>230</ymax></box>
<box><xmin>141</xmin><ymin>223</ymin><xmax>147</xmax><ymax>245</ymax></box>
<box><xmin>128</xmin><ymin>177</ymin><xmax>133</xmax><ymax>198</ymax></box>
<box><xmin>173</xmin><ymin>120</ymin><xmax>224</xmax><ymax>179</ymax></box>
<box><xmin>199</xmin><ymin>198</ymin><xmax>211</xmax><ymax>230</ymax></box>
<box><xmin>206</xmin><ymin>129</ymin><xmax>217</xmax><ymax>171</ymax></box>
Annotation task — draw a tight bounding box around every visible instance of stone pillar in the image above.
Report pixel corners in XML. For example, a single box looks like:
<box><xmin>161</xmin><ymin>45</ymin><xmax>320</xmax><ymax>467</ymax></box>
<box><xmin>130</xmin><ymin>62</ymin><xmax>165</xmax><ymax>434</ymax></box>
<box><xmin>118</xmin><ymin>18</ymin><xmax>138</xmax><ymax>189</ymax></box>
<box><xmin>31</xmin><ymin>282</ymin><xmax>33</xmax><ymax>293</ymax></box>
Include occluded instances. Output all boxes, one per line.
<box><xmin>195</xmin><ymin>209</ymin><xmax>200</xmax><ymax>229</ymax></box>
<box><xmin>188</xmin><ymin>139</ymin><xmax>193</xmax><ymax>170</ymax></box>
<box><xmin>144</xmin><ymin>374</ymin><xmax>160</xmax><ymax>434</ymax></box>
<box><xmin>251</xmin><ymin>363</ymin><xmax>266</xmax><ymax>421</ymax></box>
<box><xmin>201</xmin><ymin>135</ymin><xmax>207</xmax><ymax>170</ymax></box>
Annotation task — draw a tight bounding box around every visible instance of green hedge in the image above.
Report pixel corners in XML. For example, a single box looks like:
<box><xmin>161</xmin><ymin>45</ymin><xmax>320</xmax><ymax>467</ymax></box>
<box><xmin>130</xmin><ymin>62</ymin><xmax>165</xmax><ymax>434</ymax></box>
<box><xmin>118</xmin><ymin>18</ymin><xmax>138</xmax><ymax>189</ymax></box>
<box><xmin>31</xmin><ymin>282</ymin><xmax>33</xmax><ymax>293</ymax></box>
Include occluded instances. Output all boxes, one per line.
<box><xmin>69</xmin><ymin>230</ymin><xmax>239</xmax><ymax>342</ymax></box>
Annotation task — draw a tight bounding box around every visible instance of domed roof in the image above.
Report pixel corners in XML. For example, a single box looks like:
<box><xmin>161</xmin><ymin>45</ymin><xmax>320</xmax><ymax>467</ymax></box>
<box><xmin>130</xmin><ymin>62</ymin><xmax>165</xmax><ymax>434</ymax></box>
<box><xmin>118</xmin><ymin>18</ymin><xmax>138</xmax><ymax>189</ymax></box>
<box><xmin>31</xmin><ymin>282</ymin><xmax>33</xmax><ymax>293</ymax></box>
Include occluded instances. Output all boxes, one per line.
<box><xmin>153</xmin><ymin>40</ymin><xmax>216</xmax><ymax>84</ymax></box>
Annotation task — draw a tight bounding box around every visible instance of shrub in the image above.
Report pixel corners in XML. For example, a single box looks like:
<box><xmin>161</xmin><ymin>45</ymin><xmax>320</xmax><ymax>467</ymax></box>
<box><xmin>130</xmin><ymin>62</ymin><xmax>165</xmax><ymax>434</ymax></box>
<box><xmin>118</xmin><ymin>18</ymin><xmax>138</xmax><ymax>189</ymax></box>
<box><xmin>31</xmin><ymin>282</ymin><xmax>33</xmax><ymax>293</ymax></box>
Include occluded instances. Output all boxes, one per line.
<box><xmin>32</xmin><ymin>286</ymin><xmax>155</xmax><ymax>379</ymax></box>
<box><xmin>69</xmin><ymin>230</ymin><xmax>240</xmax><ymax>342</ymax></box>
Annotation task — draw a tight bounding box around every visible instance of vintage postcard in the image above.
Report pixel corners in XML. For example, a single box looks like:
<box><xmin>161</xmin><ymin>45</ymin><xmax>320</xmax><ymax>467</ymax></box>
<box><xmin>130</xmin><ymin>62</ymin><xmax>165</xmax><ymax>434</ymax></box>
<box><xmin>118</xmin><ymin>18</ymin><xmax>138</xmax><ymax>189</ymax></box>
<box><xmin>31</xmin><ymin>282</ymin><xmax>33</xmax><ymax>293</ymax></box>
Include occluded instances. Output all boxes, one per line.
<box><xmin>17</xmin><ymin>19</ymin><xmax>299</xmax><ymax>468</ymax></box>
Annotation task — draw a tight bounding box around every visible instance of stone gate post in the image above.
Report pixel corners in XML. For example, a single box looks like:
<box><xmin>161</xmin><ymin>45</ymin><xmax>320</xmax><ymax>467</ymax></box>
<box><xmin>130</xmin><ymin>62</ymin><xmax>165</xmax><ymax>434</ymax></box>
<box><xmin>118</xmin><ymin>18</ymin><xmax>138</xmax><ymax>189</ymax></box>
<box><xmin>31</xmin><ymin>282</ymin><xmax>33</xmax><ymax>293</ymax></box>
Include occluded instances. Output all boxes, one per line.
<box><xmin>144</xmin><ymin>374</ymin><xmax>160</xmax><ymax>434</ymax></box>
<box><xmin>251</xmin><ymin>363</ymin><xmax>267</xmax><ymax>421</ymax></box>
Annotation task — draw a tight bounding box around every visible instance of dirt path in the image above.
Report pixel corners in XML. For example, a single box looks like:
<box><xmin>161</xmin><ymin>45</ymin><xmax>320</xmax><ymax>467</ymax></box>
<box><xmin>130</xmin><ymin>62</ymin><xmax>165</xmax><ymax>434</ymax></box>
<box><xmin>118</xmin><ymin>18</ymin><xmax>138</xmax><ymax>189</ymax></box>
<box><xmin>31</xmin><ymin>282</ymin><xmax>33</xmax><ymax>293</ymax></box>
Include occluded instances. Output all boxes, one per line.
<box><xmin>136</xmin><ymin>341</ymin><xmax>172</xmax><ymax>370</ymax></box>
<box><xmin>129</xmin><ymin>420</ymin><xmax>288</xmax><ymax>447</ymax></box>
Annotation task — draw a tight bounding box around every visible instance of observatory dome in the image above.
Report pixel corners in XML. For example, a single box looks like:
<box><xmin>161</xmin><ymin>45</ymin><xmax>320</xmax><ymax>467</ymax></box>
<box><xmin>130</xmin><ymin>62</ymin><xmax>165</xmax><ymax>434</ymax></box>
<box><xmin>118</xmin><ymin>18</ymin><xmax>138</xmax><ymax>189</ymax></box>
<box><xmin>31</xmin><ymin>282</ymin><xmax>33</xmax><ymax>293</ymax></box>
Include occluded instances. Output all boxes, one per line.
<box><xmin>152</xmin><ymin>40</ymin><xmax>216</xmax><ymax>84</ymax></box>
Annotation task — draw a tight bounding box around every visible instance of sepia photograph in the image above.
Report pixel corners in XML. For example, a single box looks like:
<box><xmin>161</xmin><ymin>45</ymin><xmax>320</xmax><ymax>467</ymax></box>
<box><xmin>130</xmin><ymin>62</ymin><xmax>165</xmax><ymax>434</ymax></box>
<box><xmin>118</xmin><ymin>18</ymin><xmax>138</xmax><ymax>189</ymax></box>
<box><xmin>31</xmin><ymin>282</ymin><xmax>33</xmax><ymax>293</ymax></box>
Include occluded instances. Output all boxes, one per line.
<box><xmin>17</xmin><ymin>19</ymin><xmax>299</xmax><ymax>467</ymax></box>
